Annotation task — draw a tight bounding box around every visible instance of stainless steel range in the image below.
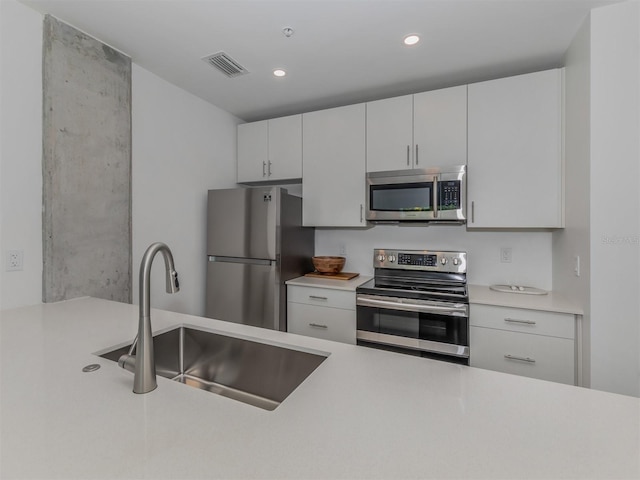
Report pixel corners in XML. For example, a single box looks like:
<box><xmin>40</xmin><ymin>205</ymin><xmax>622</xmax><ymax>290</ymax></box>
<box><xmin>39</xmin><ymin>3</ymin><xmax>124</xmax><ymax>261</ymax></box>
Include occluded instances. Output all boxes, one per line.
<box><xmin>356</xmin><ymin>249</ymin><xmax>469</xmax><ymax>365</ymax></box>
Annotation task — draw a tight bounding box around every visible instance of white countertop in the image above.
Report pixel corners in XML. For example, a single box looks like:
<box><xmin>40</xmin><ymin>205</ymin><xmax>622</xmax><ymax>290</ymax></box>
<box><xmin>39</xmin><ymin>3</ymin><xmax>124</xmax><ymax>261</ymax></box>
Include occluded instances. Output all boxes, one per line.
<box><xmin>1</xmin><ymin>297</ymin><xmax>637</xmax><ymax>479</ymax></box>
<box><xmin>286</xmin><ymin>274</ymin><xmax>372</xmax><ymax>291</ymax></box>
<box><xmin>469</xmin><ymin>284</ymin><xmax>584</xmax><ymax>315</ymax></box>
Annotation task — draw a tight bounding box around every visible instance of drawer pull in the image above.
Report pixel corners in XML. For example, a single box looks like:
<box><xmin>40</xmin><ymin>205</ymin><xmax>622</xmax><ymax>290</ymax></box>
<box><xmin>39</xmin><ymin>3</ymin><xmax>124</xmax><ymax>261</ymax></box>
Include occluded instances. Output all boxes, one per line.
<box><xmin>309</xmin><ymin>323</ymin><xmax>328</xmax><ymax>329</ymax></box>
<box><xmin>504</xmin><ymin>354</ymin><xmax>536</xmax><ymax>363</ymax></box>
<box><xmin>504</xmin><ymin>318</ymin><xmax>536</xmax><ymax>325</ymax></box>
<box><xmin>309</xmin><ymin>295</ymin><xmax>328</xmax><ymax>301</ymax></box>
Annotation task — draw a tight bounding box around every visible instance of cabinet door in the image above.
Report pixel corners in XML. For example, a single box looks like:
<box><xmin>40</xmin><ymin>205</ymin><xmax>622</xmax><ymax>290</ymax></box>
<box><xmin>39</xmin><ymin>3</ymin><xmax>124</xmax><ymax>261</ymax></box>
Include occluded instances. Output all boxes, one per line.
<box><xmin>413</xmin><ymin>85</ymin><xmax>467</xmax><ymax>168</ymax></box>
<box><xmin>268</xmin><ymin>114</ymin><xmax>302</xmax><ymax>181</ymax></box>
<box><xmin>302</xmin><ymin>104</ymin><xmax>366</xmax><ymax>227</ymax></box>
<box><xmin>470</xmin><ymin>326</ymin><xmax>575</xmax><ymax>385</ymax></box>
<box><xmin>288</xmin><ymin>285</ymin><xmax>356</xmax><ymax>310</ymax></box>
<box><xmin>470</xmin><ymin>304</ymin><xmax>574</xmax><ymax>339</ymax></box>
<box><xmin>237</xmin><ymin>120</ymin><xmax>268</xmax><ymax>183</ymax></box>
<box><xmin>288</xmin><ymin>303</ymin><xmax>356</xmax><ymax>344</ymax></box>
<box><xmin>366</xmin><ymin>95</ymin><xmax>413</xmax><ymax>172</ymax></box>
<box><xmin>467</xmin><ymin>69</ymin><xmax>563</xmax><ymax>228</ymax></box>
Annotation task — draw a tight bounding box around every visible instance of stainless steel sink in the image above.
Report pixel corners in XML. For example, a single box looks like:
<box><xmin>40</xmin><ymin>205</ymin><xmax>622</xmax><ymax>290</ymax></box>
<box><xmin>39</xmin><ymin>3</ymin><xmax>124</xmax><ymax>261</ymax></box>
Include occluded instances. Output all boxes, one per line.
<box><xmin>98</xmin><ymin>325</ymin><xmax>328</xmax><ymax>410</ymax></box>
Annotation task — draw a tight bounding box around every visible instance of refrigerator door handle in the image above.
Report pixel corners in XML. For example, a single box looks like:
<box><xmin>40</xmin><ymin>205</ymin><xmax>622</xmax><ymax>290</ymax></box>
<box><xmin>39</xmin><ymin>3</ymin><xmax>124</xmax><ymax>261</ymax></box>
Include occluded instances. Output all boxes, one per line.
<box><xmin>208</xmin><ymin>256</ymin><xmax>276</xmax><ymax>266</ymax></box>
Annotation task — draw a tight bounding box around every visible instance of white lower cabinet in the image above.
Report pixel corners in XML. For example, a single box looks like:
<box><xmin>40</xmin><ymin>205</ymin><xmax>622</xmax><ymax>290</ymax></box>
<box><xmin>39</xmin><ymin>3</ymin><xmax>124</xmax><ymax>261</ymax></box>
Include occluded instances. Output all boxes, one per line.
<box><xmin>287</xmin><ymin>285</ymin><xmax>356</xmax><ymax>344</ymax></box>
<box><xmin>470</xmin><ymin>304</ymin><xmax>576</xmax><ymax>385</ymax></box>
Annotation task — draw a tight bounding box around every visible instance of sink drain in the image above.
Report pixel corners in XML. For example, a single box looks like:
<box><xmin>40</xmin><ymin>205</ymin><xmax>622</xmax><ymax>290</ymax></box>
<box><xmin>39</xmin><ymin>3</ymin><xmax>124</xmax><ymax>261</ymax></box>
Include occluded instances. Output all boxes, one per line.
<box><xmin>82</xmin><ymin>364</ymin><xmax>101</xmax><ymax>373</ymax></box>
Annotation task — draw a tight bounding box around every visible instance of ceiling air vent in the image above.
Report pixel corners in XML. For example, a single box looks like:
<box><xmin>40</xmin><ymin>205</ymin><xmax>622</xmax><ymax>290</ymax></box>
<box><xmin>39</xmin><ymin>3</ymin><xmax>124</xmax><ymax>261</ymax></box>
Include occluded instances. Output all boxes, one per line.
<box><xmin>202</xmin><ymin>52</ymin><xmax>249</xmax><ymax>78</ymax></box>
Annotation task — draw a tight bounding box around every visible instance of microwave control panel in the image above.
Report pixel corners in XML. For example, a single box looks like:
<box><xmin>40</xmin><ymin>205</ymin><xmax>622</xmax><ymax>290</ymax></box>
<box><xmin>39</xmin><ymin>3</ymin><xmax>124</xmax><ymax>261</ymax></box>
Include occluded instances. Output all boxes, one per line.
<box><xmin>439</xmin><ymin>180</ymin><xmax>461</xmax><ymax>209</ymax></box>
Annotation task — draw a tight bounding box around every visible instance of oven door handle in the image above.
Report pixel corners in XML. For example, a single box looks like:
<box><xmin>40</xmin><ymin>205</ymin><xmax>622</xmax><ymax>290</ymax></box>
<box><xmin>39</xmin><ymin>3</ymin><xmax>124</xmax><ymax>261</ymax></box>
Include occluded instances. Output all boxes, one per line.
<box><xmin>356</xmin><ymin>295</ymin><xmax>468</xmax><ymax>317</ymax></box>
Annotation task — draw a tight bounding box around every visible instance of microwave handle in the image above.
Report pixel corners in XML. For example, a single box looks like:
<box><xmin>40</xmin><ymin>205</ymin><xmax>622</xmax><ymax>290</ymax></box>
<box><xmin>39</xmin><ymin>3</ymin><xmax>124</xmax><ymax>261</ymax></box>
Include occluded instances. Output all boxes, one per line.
<box><xmin>432</xmin><ymin>176</ymin><xmax>438</xmax><ymax>218</ymax></box>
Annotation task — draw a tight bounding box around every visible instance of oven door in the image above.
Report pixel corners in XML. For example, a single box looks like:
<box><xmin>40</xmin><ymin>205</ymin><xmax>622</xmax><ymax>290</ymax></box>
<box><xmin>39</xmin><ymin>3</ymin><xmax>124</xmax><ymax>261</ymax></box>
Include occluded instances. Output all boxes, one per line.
<box><xmin>356</xmin><ymin>294</ymin><xmax>469</xmax><ymax>364</ymax></box>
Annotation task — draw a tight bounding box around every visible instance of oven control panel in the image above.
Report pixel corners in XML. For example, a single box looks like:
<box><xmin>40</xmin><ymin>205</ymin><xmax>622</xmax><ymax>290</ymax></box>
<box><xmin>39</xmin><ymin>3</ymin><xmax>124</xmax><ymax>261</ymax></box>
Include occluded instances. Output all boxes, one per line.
<box><xmin>374</xmin><ymin>249</ymin><xmax>466</xmax><ymax>273</ymax></box>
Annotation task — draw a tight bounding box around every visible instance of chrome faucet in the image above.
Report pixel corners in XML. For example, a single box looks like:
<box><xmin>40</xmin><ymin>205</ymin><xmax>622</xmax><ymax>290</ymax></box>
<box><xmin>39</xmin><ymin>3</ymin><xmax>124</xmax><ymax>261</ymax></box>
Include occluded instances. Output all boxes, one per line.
<box><xmin>119</xmin><ymin>242</ymin><xmax>179</xmax><ymax>394</ymax></box>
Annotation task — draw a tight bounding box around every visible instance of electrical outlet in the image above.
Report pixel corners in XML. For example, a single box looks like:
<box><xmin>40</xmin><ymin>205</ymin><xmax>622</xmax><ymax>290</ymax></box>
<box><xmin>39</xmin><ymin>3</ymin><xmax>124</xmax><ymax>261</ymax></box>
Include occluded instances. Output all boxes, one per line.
<box><xmin>338</xmin><ymin>243</ymin><xmax>347</xmax><ymax>256</ymax></box>
<box><xmin>7</xmin><ymin>250</ymin><xmax>23</xmax><ymax>271</ymax></box>
<box><xmin>500</xmin><ymin>247</ymin><xmax>512</xmax><ymax>263</ymax></box>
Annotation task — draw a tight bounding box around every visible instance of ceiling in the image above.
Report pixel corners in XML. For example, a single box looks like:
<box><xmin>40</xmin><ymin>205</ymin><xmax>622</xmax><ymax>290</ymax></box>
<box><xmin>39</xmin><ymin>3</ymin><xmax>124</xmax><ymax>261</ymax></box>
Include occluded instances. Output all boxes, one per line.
<box><xmin>21</xmin><ymin>0</ymin><xmax>619</xmax><ymax>122</ymax></box>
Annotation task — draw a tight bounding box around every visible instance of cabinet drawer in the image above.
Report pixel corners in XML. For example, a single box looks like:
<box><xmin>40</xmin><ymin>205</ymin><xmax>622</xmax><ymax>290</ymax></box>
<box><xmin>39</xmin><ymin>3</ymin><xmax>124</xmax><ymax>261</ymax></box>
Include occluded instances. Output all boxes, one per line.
<box><xmin>470</xmin><ymin>304</ymin><xmax>574</xmax><ymax>339</ymax></box>
<box><xmin>287</xmin><ymin>302</ymin><xmax>356</xmax><ymax>344</ymax></box>
<box><xmin>288</xmin><ymin>285</ymin><xmax>355</xmax><ymax>310</ymax></box>
<box><xmin>470</xmin><ymin>326</ymin><xmax>575</xmax><ymax>385</ymax></box>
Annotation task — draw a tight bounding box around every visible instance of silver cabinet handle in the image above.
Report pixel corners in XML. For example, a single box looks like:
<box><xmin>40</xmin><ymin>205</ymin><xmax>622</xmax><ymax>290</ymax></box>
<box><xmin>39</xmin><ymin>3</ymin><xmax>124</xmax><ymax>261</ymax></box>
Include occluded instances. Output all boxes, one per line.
<box><xmin>432</xmin><ymin>176</ymin><xmax>438</xmax><ymax>218</ymax></box>
<box><xmin>309</xmin><ymin>295</ymin><xmax>328</xmax><ymax>301</ymax></box>
<box><xmin>504</xmin><ymin>318</ymin><xmax>536</xmax><ymax>325</ymax></box>
<box><xmin>406</xmin><ymin>145</ymin><xmax>410</xmax><ymax>166</ymax></box>
<box><xmin>360</xmin><ymin>204</ymin><xmax>364</xmax><ymax>223</ymax></box>
<box><xmin>415</xmin><ymin>144</ymin><xmax>419</xmax><ymax>165</ymax></box>
<box><xmin>309</xmin><ymin>323</ymin><xmax>328</xmax><ymax>329</ymax></box>
<box><xmin>471</xmin><ymin>201</ymin><xmax>475</xmax><ymax>223</ymax></box>
<box><xmin>268</xmin><ymin>160</ymin><xmax>272</xmax><ymax>176</ymax></box>
<box><xmin>504</xmin><ymin>354</ymin><xmax>536</xmax><ymax>363</ymax></box>
<box><xmin>262</xmin><ymin>161</ymin><xmax>266</xmax><ymax>177</ymax></box>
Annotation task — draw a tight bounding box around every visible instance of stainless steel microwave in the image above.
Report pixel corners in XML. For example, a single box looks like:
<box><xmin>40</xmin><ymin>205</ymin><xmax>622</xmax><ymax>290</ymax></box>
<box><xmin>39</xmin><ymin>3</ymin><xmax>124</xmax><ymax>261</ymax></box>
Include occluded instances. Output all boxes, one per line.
<box><xmin>366</xmin><ymin>166</ymin><xmax>466</xmax><ymax>224</ymax></box>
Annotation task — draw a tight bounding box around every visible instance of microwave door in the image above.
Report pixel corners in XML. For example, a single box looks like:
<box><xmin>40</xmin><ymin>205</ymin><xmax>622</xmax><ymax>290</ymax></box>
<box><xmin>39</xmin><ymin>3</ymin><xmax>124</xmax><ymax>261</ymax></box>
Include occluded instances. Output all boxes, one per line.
<box><xmin>368</xmin><ymin>181</ymin><xmax>436</xmax><ymax>222</ymax></box>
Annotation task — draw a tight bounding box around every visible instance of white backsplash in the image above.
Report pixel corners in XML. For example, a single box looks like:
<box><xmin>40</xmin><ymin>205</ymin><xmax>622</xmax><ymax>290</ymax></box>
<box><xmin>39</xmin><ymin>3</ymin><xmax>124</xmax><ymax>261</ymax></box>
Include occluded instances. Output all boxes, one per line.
<box><xmin>315</xmin><ymin>225</ymin><xmax>553</xmax><ymax>290</ymax></box>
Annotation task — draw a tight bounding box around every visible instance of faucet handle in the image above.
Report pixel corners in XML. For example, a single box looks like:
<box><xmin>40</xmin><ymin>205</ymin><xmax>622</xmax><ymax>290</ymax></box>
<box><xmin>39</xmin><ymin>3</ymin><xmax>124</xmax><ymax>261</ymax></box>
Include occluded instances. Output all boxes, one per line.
<box><xmin>118</xmin><ymin>354</ymin><xmax>136</xmax><ymax>374</ymax></box>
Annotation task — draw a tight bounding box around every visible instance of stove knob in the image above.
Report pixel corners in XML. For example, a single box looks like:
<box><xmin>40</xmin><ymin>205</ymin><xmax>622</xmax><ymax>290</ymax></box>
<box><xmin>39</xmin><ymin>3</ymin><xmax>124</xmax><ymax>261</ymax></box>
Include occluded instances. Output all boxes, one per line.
<box><xmin>453</xmin><ymin>258</ymin><xmax>460</xmax><ymax>266</ymax></box>
<box><xmin>440</xmin><ymin>257</ymin><xmax>448</xmax><ymax>265</ymax></box>
<box><xmin>377</xmin><ymin>254</ymin><xmax>386</xmax><ymax>262</ymax></box>
<box><xmin>388</xmin><ymin>255</ymin><xmax>396</xmax><ymax>263</ymax></box>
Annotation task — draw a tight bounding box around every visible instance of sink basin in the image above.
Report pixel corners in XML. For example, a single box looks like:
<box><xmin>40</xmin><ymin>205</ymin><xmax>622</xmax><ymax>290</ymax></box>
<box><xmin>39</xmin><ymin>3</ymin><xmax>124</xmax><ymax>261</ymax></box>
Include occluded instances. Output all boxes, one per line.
<box><xmin>98</xmin><ymin>325</ymin><xmax>328</xmax><ymax>410</ymax></box>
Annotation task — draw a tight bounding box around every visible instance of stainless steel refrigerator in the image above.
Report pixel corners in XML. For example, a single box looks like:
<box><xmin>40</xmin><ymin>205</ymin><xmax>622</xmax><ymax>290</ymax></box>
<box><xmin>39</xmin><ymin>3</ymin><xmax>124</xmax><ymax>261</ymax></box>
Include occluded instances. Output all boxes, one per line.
<box><xmin>205</xmin><ymin>187</ymin><xmax>314</xmax><ymax>331</ymax></box>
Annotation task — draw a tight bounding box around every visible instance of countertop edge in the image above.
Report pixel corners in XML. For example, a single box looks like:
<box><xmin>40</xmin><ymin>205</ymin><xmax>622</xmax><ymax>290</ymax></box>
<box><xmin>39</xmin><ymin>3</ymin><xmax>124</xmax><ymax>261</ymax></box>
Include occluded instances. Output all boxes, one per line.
<box><xmin>469</xmin><ymin>284</ymin><xmax>584</xmax><ymax>315</ymax></box>
<box><xmin>286</xmin><ymin>275</ymin><xmax>372</xmax><ymax>291</ymax></box>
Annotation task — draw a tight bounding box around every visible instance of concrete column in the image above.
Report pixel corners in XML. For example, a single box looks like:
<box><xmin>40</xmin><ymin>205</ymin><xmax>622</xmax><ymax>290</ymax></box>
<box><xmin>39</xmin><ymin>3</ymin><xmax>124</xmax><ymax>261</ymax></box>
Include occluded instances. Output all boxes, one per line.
<box><xmin>43</xmin><ymin>15</ymin><xmax>131</xmax><ymax>303</ymax></box>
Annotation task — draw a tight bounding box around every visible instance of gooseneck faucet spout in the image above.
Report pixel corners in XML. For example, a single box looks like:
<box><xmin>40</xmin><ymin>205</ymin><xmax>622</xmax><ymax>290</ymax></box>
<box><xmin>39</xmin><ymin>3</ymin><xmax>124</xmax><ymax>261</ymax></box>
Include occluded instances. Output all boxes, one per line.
<box><xmin>121</xmin><ymin>242</ymin><xmax>179</xmax><ymax>394</ymax></box>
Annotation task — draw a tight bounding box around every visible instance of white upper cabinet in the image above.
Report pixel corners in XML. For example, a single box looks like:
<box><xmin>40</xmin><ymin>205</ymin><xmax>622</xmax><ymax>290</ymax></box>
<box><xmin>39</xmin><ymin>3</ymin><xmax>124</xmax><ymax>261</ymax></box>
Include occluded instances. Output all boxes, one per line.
<box><xmin>413</xmin><ymin>86</ymin><xmax>467</xmax><ymax>168</ymax></box>
<box><xmin>237</xmin><ymin>114</ymin><xmax>302</xmax><ymax>184</ymax></box>
<box><xmin>366</xmin><ymin>95</ymin><xmax>414</xmax><ymax>172</ymax></box>
<box><xmin>303</xmin><ymin>103</ymin><xmax>366</xmax><ymax>227</ymax></box>
<box><xmin>467</xmin><ymin>69</ymin><xmax>564</xmax><ymax>228</ymax></box>
<box><xmin>366</xmin><ymin>85</ymin><xmax>467</xmax><ymax>173</ymax></box>
<box><xmin>237</xmin><ymin>120</ymin><xmax>267</xmax><ymax>183</ymax></box>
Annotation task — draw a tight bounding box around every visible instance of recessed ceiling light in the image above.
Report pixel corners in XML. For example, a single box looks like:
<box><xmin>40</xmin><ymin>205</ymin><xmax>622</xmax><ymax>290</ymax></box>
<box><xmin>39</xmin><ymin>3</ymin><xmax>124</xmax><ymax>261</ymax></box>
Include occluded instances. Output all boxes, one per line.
<box><xmin>403</xmin><ymin>34</ymin><xmax>421</xmax><ymax>46</ymax></box>
<box><xmin>273</xmin><ymin>69</ymin><xmax>287</xmax><ymax>77</ymax></box>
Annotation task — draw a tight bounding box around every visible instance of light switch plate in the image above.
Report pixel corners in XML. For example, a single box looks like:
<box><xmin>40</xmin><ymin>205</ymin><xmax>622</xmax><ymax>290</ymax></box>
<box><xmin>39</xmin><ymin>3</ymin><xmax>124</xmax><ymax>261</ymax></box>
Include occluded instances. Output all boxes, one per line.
<box><xmin>500</xmin><ymin>247</ymin><xmax>512</xmax><ymax>263</ymax></box>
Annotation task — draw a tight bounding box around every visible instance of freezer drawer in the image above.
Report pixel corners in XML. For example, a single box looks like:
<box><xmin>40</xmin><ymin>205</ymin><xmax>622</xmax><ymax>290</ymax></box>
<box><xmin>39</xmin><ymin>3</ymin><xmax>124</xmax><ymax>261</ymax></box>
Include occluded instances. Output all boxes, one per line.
<box><xmin>206</xmin><ymin>259</ymin><xmax>278</xmax><ymax>330</ymax></box>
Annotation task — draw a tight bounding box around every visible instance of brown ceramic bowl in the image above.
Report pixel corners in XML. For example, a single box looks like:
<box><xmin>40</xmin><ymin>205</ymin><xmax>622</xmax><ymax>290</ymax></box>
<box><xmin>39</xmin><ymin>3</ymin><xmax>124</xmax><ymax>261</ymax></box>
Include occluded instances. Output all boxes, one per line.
<box><xmin>312</xmin><ymin>256</ymin><xmax>346</xmax><ymax>274</ymax></box>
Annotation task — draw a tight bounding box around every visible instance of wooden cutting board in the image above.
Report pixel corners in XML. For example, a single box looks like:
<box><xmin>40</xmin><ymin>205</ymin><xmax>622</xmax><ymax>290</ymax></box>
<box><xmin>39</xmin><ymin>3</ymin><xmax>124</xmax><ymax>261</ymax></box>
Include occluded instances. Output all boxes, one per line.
<box><xmin>304</xmin><ymin>272</ymin><xmax>360</xmax><ymax>281</ymax></box>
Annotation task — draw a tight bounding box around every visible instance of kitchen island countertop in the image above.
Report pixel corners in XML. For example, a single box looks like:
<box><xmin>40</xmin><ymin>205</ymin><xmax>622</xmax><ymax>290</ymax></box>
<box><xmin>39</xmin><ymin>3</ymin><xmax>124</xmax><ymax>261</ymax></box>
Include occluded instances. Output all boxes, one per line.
<box><xmin>1</xmin><ymin>297</ymin><xmax>637</xmax><ymax>479</ymax></box>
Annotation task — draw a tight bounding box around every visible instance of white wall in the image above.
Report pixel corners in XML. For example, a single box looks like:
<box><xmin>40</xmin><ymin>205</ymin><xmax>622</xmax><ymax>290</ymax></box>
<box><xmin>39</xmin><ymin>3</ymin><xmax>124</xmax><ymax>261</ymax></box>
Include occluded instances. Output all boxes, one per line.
<box><xmin>131</xmin><ymin>65</ymin><xmax>239</xmax><ymax>317</ymax></box>
<box><xmin>556</xmin><ymin>1</ymin><xmax>640</xmax><ymax>397</ymax></box>
<box><xmin>589</xmin><ymin>1</ymin><xmax>640</xmax><ymax>397</ymax></box>
<box><xmin>0</xmin><ymin>2</ymin><xmax>240</xmax><ymax>316</ymax></box>
<box><xmin>317</xmin><ymin>227</ymin><xmax>553</xmax><ymax>288</ymax></box>
<box><xmin>553</xmin><ymin>15</ymin><xmax>592</xmax><ymax>387</ymax></box>
<box><xmin>0</xmin><ymin>0</ymin><xmax>44</xmax><ymax>310</ymax></box>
